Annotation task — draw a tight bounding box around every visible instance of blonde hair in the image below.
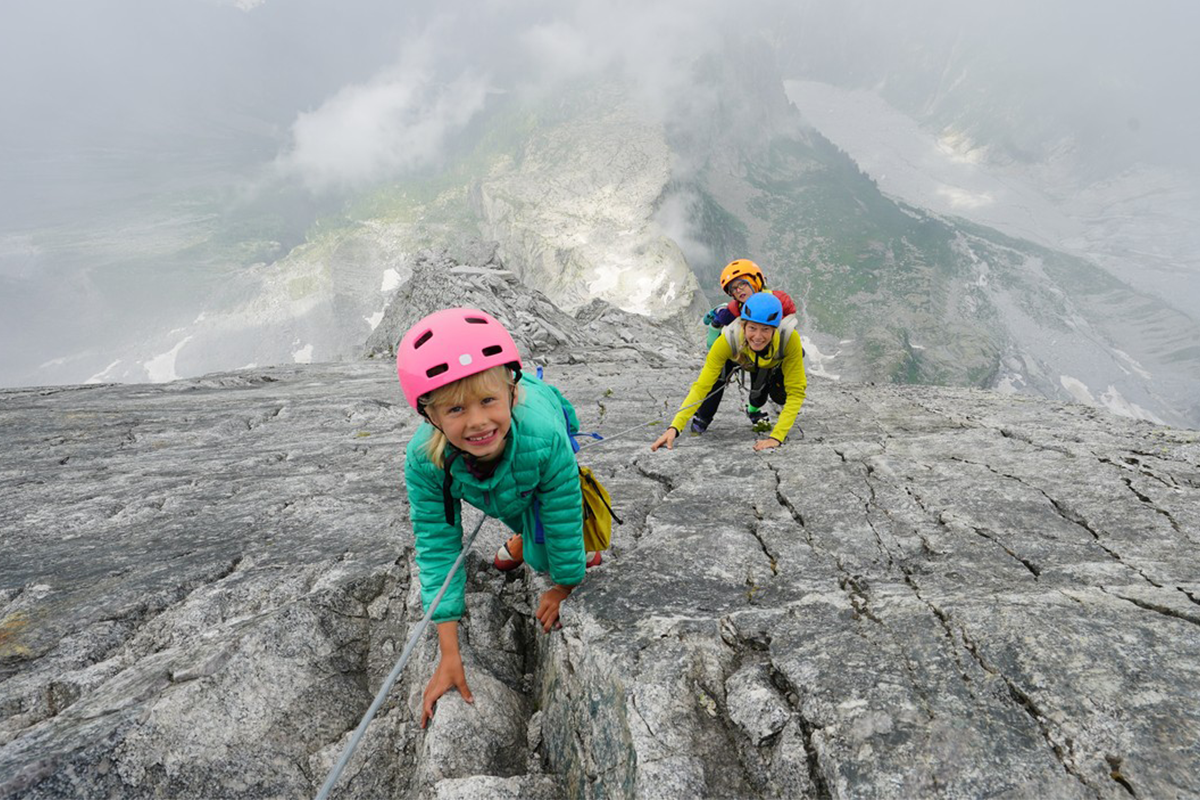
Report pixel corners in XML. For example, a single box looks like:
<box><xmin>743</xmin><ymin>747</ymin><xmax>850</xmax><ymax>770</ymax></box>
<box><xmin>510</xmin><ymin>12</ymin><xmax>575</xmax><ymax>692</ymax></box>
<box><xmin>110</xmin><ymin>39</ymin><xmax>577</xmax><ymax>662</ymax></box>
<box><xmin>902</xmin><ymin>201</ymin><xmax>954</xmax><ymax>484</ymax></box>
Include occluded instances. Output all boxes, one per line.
<box><xmin>419</xmin><ymin>365</ymin><xmax>519</xmax><ymax>468</ymax></box>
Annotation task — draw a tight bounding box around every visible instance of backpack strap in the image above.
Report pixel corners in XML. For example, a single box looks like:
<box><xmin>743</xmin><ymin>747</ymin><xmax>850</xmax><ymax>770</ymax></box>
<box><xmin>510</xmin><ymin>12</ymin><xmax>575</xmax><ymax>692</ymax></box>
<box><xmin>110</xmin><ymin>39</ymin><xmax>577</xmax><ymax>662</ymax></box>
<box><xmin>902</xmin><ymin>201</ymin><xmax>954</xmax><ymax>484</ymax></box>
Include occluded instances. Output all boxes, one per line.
<box><xmin>533</xmin><ymin>496</ymin><xmax>546</xmax><ymax>545</ymax></box>
<box><xmin>441</xmin><ymin>448</ymin><xmax>461</xmax><ymax>526</ymax></box>
<box><xmin>722</xmin><ymin>323</ymin><xmax>741</xmax><ymax>354</ymax></box>
<box><xmin>778</xmin><ymin>314</ymin><xmax>798</xmax><ymax>339</ymax></box>
<box><xmin>581</xmin><ymin>467</ymin><xmax>623</xmax><ymax>525</ymax></box>
<box><xmin>560</xmin><ymin>405</ymin><xmax>603</xmax><ymax>452</ymax></box>
<box><xmin>777</xmin><ymin>315</ymin><xmax>804</xmax><ymax>358</ymax></box>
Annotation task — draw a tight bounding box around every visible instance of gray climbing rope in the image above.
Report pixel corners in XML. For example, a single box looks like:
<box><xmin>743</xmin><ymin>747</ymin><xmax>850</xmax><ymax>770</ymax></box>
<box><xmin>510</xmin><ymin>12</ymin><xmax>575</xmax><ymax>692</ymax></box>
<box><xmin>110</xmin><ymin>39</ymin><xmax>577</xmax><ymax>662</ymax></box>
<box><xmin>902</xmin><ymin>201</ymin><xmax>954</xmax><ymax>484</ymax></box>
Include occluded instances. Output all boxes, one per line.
<box><xmin>576</xmin><ymin>364</ymin><xmax>749</xmax><ymax>452</ymax></box>
<box><xmin>313</xmin><ymin>512</ymin><xmax>487</xmax><ymax>800</ymax></box>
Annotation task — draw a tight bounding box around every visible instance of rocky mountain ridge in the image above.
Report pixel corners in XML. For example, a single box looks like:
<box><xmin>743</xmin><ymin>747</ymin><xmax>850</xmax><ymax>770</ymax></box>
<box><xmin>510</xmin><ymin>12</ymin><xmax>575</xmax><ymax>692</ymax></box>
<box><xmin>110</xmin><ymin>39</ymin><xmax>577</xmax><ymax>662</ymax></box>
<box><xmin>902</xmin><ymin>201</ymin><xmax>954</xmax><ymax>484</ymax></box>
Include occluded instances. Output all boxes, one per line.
<box><xmin>661</xmin><ymin>50</ymin><xmax>1200</xmax><ymax>429</ymax></box>
<box><xmin>363</xmin><ymin>242</ymin><xmax>700</xmax><ymax>370</ymax></box>
<box><xmin>10</xmin><ymin>57</ymin><xmax>1198</xmax><ymax>434</ymax></box>
<box><xmin>3</xmin><ymin>264</ymin><xmax>1199</xmax><ymax>799</ymax></box>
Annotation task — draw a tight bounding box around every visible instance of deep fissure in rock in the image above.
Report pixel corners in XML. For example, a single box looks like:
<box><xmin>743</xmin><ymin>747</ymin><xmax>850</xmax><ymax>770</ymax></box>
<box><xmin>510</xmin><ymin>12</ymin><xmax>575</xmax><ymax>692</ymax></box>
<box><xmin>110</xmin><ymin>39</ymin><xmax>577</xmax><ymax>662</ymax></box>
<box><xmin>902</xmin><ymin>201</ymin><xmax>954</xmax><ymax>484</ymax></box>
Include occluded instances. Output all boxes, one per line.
<box><xmin>768</xmin><ymin>664</ymin><xmax>833</xmax><ymax>800</ymax></box>
<box><xmin>1102</xmin><ymin>589</ymin><xmax>1200</xmax><ymax>628</ymax></box>
<box><xmin>955</xmin><ymin>626</ymin><xmax>1099</xmax><ymax>794</ymax></box>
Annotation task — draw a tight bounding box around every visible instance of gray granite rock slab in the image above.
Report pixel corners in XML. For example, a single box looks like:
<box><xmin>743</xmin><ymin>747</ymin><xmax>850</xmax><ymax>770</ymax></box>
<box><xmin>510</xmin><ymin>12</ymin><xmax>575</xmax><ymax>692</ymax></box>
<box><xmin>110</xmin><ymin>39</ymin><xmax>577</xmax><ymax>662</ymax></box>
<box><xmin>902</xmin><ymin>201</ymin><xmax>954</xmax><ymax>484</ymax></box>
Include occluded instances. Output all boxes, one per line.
<box><xmin>2</xmin><ymin>361</ymin><xmax>1198</xmax><ymax>799</ymax></box>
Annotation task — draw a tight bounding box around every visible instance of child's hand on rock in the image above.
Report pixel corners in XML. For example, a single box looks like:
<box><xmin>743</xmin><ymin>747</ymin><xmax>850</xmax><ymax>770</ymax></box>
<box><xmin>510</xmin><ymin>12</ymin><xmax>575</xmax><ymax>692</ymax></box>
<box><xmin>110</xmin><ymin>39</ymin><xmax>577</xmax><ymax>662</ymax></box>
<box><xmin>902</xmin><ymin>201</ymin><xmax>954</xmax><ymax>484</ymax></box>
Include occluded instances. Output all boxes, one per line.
<box><xmin>535</xmin><ymin>584</ymin><xmax>573</xmax><ymax>633</ymax></box>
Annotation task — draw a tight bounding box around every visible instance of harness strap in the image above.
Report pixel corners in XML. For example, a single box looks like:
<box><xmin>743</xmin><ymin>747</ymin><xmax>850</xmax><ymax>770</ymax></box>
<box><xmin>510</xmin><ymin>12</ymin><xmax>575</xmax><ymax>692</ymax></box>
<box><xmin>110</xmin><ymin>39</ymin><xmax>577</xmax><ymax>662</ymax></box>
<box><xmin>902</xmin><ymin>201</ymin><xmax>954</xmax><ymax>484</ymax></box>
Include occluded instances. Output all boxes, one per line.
<box><xmin>533</xmin><ymin>496</ymin><xmax>546</xmax><ymax>545</ymax></box>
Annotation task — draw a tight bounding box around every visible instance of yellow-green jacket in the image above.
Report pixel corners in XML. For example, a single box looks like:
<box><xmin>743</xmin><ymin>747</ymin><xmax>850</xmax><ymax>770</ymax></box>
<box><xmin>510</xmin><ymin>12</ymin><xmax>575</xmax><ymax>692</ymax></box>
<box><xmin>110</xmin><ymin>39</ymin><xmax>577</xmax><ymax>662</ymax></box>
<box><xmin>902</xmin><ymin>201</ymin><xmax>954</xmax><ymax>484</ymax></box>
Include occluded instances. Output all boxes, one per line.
<box><xmin>671</xmin><ymin>319</ymin><xmax>807</xmax><ymax>442</ymax></box>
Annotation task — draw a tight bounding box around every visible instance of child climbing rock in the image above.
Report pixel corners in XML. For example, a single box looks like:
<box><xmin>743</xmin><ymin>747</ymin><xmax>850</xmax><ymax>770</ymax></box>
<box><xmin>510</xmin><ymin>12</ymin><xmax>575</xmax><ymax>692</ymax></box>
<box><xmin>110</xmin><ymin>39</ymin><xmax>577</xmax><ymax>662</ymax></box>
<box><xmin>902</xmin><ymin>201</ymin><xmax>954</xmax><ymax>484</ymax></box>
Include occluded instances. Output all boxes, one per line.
<box><xmin>655</xmin><ymin>292</ymin><xmax>807</xmax><ymax>451</ymax></box>
<box><xmin>397</xmin><ymin>307</ymin><xmax>592</xmax><ymax>727</ymax></box>
<box><xmin>697</xmin><ymin>259</ymin><xmax>799</xmax><ymax>430</ymax></box>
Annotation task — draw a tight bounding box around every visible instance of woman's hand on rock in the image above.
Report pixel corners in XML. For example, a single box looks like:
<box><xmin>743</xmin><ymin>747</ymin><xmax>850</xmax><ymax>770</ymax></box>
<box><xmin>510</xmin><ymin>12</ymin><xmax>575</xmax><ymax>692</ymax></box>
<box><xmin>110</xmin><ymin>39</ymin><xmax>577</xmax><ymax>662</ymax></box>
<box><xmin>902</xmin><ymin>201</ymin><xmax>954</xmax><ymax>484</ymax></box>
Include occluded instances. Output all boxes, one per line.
<box><xmin>422</xmin><ymin>653</ymin><xmax>473</xmax><ymax>728</ymax></box>
<box><xmin>651</xmin><ymin>427</ymin><xmax>679</xmax><ymax>451</ymax></box>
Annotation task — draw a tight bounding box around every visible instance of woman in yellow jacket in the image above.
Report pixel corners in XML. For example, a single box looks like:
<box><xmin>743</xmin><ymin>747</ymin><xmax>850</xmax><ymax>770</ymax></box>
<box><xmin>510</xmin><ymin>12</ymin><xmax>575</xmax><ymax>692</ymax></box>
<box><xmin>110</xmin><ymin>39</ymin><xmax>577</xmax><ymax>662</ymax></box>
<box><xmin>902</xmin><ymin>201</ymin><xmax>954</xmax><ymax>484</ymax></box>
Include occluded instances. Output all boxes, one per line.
<box><xmin>652</xmin><ymin>292</ymin><xmax>807</xmax><ymax>452</ymax></box>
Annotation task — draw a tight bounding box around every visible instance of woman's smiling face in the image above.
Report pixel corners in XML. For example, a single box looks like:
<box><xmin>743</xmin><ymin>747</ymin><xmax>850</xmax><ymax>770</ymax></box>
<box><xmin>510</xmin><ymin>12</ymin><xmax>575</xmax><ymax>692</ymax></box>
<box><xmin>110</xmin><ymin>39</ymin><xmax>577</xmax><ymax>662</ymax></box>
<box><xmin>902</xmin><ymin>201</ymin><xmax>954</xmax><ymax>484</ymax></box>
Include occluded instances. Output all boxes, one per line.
<box><xmin>744</xmin><ymin>320</ymin><xmax>775</xmax><ymax>352</ymax></box>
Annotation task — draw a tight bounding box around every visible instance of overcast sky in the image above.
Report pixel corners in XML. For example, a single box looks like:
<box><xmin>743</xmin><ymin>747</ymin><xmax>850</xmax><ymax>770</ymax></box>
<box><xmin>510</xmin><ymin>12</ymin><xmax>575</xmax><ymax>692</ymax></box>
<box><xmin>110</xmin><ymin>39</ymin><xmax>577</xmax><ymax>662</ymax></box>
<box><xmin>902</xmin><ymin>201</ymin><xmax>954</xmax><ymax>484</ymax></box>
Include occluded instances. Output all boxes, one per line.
<box><xmin>2</xmin><ymin>0</ymin><xmax>1198</xmax><ymax>387</ymax></box>
<box><xmin>3</xmin><ymin>0</ymin><xmax>1197</xmax><ymax>204</ymax></box>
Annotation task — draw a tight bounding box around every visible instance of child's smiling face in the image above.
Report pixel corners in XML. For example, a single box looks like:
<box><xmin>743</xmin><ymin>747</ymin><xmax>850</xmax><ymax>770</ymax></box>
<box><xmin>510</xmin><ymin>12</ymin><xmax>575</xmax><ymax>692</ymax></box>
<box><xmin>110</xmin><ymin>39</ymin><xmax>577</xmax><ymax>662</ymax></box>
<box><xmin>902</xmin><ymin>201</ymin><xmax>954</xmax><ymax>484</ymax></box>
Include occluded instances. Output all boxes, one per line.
<box><xmin>729</xmin><ymin>280</ymin><xmax>755</xmax><ymax>304</ymax></box>
<box><xmin>427</xmin><ymin>377</ymin><xmax>514</xmax><ymax>461</ymax></box>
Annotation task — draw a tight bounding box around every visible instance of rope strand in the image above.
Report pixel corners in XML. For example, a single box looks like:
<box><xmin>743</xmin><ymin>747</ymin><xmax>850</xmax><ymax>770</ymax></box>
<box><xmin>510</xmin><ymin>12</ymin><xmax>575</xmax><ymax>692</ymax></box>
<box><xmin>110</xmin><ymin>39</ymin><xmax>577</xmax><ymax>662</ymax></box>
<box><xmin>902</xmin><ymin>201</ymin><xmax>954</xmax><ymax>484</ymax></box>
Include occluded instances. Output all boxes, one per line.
<box><xmin>314</xmin><ymin>512</ymin><xmax>488</xmax><ymax>800</ymax></box>
<box><xmin>318</xmin><ymin>357</ymin><xmax>747</xmax><ymax>793</ymax></box>
<box><xmin>577</xmin><ymin>364</ymin><xmax>746</xmax><ymax>451</ymax></box>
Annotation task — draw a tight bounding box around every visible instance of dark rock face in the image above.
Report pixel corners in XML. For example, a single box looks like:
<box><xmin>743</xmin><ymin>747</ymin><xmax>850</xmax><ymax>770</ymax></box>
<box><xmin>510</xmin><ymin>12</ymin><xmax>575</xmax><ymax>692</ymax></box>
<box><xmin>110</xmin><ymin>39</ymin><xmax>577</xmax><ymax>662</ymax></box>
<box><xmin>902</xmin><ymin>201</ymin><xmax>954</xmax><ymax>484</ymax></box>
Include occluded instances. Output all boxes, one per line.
<box><xmin>363</xmin><ymin>245</ymin><xmax>702</xmax><ymax>370</ymax></box>
<box><xmin>3</xmin><ymin>330</ymin><xmax>1199</xmax><ymax>796</ymax></box>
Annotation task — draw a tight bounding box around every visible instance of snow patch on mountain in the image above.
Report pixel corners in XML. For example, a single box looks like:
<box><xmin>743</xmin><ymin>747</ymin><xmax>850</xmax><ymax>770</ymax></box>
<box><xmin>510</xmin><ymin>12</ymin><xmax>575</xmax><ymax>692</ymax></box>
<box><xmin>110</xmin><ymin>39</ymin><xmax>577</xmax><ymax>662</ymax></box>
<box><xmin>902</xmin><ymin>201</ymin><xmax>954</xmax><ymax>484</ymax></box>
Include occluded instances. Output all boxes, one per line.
<box><xmin>381</xmin><ymin>268</ymin><xmax>403</xmax><ymax>293</ymax></box>
<box><xmin>292</xmin><ymin>343</ymin><xmax>314</xmax><ymax>364</ymax></box>
<box><xmin>86</xmin><ymin>360</ymin><xmax>123</xmax><ymax>384</ymax></box>
<box><xmin>1060</xmin><ymin>374</ymin><xmax>1096</xmax><ymax>405</ymax></box>
<box><xmin>800</xmin><ymin>336</ymin><xmax>841</xmax><ymax>381</ymax></box>
<box><xmin>1111</xmin><ymin>348</ymin><xmax>1152</xmax><ymax>380</ymax></box>
<box><xmin>1100</xmin><ymin>385</ymin><xmax>1164</xmax><ymax>424</ymax></box>
<box><xmin>1060</xmin><ymin>374</ymin><xmax>1163</xmax><ymax>424</ymax></box>
<box><xmin>144</xmin><ymin>337</ymin><xmax>193</xmax><ymax>382</ymax></box>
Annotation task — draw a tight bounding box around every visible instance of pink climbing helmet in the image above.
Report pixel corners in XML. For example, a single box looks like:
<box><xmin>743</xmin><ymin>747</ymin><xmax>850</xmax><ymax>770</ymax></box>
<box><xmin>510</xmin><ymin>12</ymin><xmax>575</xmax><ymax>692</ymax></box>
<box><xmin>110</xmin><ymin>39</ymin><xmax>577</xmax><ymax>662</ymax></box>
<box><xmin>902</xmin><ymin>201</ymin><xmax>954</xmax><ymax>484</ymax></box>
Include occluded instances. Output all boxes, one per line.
<box><xmin>396</xmin><ymin>307</ymin><xmax>523</xmax><ymax>412</ymax></box>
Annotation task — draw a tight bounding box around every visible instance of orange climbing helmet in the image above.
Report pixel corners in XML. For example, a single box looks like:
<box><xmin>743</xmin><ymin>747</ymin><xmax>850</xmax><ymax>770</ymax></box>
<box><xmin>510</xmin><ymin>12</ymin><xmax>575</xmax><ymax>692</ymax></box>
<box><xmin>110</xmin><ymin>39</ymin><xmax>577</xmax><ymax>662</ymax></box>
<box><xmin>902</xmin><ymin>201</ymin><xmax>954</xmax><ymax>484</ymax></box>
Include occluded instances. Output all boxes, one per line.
<box><xmin>719</xmin><ymin>259</ymin><xmax>765</xmax><ymax>294</ymax></box>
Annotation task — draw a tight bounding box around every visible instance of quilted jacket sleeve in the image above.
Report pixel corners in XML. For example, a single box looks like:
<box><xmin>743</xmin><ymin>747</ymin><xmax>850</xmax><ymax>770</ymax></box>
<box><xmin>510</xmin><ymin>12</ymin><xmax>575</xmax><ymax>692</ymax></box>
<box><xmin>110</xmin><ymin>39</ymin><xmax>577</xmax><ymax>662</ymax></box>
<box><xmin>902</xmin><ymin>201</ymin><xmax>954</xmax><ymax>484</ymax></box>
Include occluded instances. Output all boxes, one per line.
<box><xmin>404</xmin><ymin>437</ymin><xmax>468</xmax><ymax>623</ymax></box>
<box><xmin>538</xmin><ymin>438</ymin><xmax>586</xmax><ymax>588</ymax></box>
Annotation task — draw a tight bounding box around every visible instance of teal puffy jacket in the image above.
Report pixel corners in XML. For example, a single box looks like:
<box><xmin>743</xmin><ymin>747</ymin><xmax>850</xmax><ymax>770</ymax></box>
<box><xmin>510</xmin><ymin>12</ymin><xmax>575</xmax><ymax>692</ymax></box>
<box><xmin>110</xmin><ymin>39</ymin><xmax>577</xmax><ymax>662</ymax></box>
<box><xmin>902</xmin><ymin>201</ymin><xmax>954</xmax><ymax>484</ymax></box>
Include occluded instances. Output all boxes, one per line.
<box><xmin>404</xmin><ymin>375</ymin><xmax>585</xmax><ymax>622</ymax></box>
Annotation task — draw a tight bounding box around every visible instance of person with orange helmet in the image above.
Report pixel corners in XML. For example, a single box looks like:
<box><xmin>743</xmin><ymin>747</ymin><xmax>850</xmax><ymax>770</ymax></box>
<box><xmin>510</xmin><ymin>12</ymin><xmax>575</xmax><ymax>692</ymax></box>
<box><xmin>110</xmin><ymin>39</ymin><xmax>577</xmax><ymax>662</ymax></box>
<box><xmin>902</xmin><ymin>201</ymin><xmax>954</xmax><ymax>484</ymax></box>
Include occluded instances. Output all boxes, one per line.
<box><xmin>704</xmin><ymin>259</ymin><xmax>797</xmax><ymax>337</ymax></box>
<box><xmin>397</xmin><ymin>307</ymin><xmax>595</xmax><ymax>728</ymax></box>
<box><xmin>695</xmin><ymin>260</ymin><xmax>798</xmax><ymax>433</ymax></box>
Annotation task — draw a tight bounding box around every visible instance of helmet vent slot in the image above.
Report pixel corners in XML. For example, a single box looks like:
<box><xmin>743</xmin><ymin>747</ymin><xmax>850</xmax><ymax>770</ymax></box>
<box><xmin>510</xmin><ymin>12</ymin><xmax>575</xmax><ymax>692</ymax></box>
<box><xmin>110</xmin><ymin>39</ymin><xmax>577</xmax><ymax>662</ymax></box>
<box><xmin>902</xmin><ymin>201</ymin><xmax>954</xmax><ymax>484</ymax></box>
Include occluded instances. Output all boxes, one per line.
<box><xmin>481</xmin><ymin>345</ymin><xmax>503</xmax><ymax>357</ymax></box>
<box><xmin>426</xmin><ymin>363</ymin><xmax>449</xmax><ymax>378</ymax></box>
<box><xmin>413</xmin><ymin>330</ymin><xmax>434</xmax><ymax>349</ymax></box>
<box><xmin>464</xmin><ymin>317</ymin><xmax>488</xmax><ymax>325</ymax></box>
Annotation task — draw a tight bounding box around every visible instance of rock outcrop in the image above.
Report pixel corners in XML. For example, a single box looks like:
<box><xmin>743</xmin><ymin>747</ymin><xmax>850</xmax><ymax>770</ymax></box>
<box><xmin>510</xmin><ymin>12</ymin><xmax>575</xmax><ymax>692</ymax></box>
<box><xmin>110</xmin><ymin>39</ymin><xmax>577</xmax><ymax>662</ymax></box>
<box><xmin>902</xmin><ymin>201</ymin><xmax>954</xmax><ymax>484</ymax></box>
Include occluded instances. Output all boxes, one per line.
<box><xmin>472</xmin><ymin>83</ymin><xmax>704</xmax><ymax>320</ymax></box>
<box><xmin>364</xmin><ymin>244</ymin><xmax>700</xmax><ymax>370</ymax></box>
<box><xmin>3</xmin><ymin>273</ymin><xmax>1199</xmax><ymax>798</ymax></box>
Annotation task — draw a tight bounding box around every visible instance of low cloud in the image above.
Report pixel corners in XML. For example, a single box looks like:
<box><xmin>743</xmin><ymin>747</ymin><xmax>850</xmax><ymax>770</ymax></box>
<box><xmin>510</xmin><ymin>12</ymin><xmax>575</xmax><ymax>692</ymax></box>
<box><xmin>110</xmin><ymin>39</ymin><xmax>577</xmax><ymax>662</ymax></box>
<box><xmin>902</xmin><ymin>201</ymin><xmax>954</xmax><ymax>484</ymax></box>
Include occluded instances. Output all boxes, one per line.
<box><xmin>275</xmin><ymin>26</ymin><xmax>490</xmax><ymax>192</ymax></box>
<box><xmin>277</xmin><ymin>68</ymin><xmax>488</xmax><ymax>192</ymax></box>
<box><xmin>274</xmin><ymin>1</ymin><xmax>752</xmax><ymax>192</ymax></box>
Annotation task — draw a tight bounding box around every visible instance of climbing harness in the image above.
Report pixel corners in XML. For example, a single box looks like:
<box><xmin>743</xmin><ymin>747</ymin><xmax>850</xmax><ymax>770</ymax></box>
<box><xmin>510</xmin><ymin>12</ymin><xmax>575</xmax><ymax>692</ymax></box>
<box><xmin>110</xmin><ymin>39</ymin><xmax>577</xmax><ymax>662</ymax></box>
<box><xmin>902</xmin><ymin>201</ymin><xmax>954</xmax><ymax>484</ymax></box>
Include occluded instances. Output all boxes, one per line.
<box><xmin>314</xmin><ymin>512</ymin><xmax>487</xmax><ymax>800</ymax></box>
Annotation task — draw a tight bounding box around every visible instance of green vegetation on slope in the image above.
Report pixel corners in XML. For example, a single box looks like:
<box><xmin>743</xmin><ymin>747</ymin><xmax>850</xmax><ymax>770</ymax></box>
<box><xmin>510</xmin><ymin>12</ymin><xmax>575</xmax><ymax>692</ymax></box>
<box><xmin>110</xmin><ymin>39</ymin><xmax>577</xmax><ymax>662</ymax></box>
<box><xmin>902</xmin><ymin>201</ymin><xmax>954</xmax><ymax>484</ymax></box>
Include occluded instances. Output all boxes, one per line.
<box><xmin>699</xmin><ymin>130</ymin><xmax>1008</xmax><ymax>385</ymax></box>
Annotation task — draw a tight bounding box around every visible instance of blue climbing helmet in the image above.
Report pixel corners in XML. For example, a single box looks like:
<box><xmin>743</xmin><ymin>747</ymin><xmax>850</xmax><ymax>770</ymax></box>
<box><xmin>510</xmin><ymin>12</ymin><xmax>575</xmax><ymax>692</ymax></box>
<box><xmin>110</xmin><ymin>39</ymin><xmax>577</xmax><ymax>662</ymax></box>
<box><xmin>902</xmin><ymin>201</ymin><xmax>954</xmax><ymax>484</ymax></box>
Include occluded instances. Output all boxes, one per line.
<box><xmin>741</xmin><ymin>292</ymin><xmax>784</xmax><ymax>326</ymax></box>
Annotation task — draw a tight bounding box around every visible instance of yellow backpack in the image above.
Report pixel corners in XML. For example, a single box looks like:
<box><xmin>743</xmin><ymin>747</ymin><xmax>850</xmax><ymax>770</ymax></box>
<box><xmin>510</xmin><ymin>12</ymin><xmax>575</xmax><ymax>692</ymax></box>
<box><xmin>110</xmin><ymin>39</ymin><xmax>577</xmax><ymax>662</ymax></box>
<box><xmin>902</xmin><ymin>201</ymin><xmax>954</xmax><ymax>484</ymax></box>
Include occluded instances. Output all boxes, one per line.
<box><xmin>579</xmin><ymin>466</ymin><xmax>621</xmax><ymax>552</ymax></box>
